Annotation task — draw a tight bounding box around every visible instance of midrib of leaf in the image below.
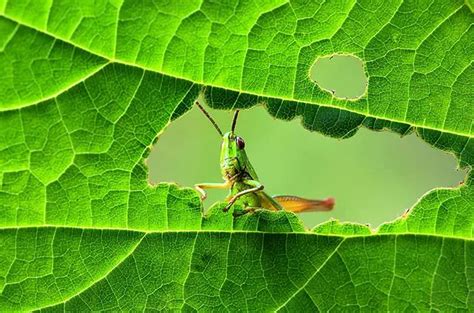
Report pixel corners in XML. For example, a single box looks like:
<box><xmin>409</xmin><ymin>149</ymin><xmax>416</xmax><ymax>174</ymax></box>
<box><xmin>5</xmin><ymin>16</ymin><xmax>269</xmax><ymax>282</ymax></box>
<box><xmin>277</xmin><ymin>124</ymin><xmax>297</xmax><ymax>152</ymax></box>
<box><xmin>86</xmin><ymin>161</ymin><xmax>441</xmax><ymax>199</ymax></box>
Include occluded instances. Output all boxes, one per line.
<box><xmin>1</xmin><ymin>12</ymin><xmax>472</xmax><ymax>140</ymax></box>
<box><xmin>0</xmin><ymin>226</ymin><xmax>472</xmax><ymax>241</ymax></box>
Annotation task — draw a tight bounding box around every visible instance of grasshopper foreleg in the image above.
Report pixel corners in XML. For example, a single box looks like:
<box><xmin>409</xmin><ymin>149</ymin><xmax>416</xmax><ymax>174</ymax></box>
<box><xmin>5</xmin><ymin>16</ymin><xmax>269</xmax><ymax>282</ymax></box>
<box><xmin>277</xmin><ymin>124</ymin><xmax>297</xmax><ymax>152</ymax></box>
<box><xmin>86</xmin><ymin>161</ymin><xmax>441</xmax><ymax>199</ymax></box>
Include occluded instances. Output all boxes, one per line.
<box><xmin>194</xmin><ymin>182</ymin><xmax>230</xmax><ymax>200</ymax></box>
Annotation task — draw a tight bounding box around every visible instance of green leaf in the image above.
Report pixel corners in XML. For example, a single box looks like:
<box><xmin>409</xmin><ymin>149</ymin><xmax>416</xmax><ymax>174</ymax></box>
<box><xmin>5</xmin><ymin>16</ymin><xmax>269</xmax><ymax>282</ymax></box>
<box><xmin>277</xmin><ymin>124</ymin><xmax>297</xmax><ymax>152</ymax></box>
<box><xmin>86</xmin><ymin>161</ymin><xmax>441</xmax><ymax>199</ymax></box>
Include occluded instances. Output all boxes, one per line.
<box><xmin>0</xmin><ymin>0</ymin><xmax>473</xmax><ymax>311</ymax></box>
<box><xmin>2</xmin><ymin>0</ymin><xmax>473</xmax><ymax>137</ymax></box>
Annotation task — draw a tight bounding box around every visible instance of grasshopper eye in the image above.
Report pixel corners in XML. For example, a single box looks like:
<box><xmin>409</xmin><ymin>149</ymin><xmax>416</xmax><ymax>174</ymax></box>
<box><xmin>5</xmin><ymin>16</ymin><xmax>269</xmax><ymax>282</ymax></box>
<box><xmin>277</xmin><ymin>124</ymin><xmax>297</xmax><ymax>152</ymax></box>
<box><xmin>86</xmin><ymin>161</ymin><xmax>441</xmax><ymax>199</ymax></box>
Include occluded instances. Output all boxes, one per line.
<box><xmin>236</xmin><ymin>136</ymin><xmax>245</xmax><ymax>149</ymax></box>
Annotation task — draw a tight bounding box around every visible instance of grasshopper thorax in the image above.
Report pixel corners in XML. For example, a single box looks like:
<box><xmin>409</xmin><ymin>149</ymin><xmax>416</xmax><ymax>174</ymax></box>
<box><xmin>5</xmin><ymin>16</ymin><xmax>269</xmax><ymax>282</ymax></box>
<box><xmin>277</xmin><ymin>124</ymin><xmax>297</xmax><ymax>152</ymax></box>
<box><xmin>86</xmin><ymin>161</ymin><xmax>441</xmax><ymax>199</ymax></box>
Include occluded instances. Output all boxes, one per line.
<box><xmin>220</xmin><ymin>132</ymin><xmax>246</xmax><ymax>180</ymax></box>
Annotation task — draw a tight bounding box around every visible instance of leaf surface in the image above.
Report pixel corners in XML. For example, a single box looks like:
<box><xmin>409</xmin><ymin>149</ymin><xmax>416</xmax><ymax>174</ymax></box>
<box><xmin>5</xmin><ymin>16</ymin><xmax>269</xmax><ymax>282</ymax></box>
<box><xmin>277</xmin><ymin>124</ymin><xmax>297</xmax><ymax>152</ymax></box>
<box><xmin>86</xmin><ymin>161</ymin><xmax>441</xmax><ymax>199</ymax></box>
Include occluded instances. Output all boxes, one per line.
<box><xmin>0</xmin><ymin>0</ymin><xmax>473</xmax><ymax>311</ymax></box>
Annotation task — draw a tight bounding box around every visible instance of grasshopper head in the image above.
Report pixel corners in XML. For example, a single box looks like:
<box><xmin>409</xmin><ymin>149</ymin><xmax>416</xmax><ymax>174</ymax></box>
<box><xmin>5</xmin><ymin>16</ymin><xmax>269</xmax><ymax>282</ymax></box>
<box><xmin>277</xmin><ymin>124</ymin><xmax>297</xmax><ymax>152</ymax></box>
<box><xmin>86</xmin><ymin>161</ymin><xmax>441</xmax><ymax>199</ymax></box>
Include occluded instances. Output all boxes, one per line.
<box><xmin>194</xmin><ymin>101</ymin><xmax>247</xmax><ymax>180</ymax></box>
<box><xmin>220</xmin><ymin>131</ymin><xmax>246</xmax><ymax>179</ymax></box>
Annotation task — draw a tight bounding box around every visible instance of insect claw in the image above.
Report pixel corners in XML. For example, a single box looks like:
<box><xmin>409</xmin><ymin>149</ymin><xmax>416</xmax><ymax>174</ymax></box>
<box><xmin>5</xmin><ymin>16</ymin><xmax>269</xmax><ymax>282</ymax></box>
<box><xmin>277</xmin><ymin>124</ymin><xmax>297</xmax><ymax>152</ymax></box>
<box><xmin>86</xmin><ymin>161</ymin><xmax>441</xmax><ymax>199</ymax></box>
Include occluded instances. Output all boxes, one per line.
<box><xmin>223</xmin><ymin>195</ymin><xmax>238</xmax><ymax>213</ymax></box>
<box><xmin>223</xmin><ymin>203</ymin><xmax>232</xmax><ymax>212</ymax></box>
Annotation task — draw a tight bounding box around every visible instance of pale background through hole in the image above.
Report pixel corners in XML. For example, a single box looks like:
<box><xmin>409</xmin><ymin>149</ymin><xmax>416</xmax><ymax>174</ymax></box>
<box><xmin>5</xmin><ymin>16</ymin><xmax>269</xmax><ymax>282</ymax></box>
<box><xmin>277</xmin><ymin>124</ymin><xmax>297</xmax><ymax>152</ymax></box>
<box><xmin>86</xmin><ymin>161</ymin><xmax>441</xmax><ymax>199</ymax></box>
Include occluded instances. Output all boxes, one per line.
<box><xmin>311</xmin><ymin>54</ymin><xmax>367</xmax><ymax>99</ymax></box>
<box><xmin>147</xmin><ymin>56</ymin><xmax>465</xmax><ymax>228</ymax></box>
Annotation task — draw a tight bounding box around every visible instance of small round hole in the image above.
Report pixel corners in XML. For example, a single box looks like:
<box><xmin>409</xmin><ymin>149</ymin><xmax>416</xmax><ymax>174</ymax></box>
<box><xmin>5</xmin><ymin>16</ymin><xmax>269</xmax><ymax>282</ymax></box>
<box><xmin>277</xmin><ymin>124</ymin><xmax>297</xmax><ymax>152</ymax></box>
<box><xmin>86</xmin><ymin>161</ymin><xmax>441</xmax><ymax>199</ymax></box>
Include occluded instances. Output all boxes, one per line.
<box><xmin>310</xmin><ymin>54</ymin><xmax>367</xmax><ymax>99</ymax></box>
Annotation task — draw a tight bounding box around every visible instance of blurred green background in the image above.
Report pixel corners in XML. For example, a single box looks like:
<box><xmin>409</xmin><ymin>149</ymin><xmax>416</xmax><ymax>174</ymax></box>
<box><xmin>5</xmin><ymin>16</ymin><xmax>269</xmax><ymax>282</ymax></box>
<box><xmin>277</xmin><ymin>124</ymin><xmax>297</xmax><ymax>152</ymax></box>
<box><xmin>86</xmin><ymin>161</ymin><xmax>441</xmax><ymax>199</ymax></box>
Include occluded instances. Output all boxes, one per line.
<box><xmin>147</xmin><ymin>56</ymin><xmax>465</xmax><ymax>229</ymax></box>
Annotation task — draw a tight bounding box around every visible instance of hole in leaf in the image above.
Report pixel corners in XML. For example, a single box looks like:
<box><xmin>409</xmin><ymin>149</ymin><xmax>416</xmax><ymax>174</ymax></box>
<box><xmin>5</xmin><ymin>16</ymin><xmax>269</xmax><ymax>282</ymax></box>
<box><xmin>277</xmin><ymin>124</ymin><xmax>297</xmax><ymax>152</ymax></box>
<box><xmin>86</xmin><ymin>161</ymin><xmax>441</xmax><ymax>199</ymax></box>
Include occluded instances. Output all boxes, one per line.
<box><xmin>310</xmin><ymin>54</ymin><xmax>367</xmax><ymax>99</ymax></box>
<box><xmin>148</xmin><ymin>106</ymin><xmax>465</xmax><ymax>229</ymax></box>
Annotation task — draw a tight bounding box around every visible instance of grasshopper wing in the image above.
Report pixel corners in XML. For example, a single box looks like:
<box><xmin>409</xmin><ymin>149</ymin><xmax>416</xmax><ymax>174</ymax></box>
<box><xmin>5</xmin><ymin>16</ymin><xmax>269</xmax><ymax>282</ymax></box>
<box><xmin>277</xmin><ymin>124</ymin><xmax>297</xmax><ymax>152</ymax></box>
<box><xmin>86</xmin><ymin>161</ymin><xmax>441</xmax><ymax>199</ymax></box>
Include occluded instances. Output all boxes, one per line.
<box><xmin>272</xmin><ymin>195</ymin><xmax>334</xmax><ymax>213</ymax></box>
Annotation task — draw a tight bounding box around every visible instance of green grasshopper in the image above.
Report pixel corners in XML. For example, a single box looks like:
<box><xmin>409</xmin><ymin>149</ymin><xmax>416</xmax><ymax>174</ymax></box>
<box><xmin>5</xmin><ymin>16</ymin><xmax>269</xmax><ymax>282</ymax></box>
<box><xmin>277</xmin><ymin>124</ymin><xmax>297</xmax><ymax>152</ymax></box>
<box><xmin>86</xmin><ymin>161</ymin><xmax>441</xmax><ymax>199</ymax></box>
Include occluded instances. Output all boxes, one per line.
<box><xmin>194</xmin><ymin>101</ymin><xmax>335</xmax><ymax>216</ymax></box>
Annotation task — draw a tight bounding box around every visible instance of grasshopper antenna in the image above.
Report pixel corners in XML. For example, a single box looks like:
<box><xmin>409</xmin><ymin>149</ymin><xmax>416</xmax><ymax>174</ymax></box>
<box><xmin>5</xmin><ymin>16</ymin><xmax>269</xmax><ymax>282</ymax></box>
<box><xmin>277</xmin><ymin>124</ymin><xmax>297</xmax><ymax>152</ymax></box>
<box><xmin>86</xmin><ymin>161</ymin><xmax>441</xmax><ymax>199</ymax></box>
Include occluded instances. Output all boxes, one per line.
<box><xmin>231</xmin><ymin>110</ymin><xmax>240</xmax><ymax>132</ymax></box>
<box><xmin>195</xmin><ymin>101</ymin><xmax>223</xmax><ymax>137</ymax></box>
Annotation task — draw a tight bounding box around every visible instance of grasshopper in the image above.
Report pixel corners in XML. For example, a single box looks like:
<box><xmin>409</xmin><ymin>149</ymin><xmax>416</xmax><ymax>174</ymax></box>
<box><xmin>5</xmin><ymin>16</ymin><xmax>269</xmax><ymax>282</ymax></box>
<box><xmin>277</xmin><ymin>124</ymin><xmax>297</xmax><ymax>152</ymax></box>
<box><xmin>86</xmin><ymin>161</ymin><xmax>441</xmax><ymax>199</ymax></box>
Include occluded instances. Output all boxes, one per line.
<box><xmin>194</xmin><ymin>101</ymin><xmax>335</xmax><ymax>216</ymax></box>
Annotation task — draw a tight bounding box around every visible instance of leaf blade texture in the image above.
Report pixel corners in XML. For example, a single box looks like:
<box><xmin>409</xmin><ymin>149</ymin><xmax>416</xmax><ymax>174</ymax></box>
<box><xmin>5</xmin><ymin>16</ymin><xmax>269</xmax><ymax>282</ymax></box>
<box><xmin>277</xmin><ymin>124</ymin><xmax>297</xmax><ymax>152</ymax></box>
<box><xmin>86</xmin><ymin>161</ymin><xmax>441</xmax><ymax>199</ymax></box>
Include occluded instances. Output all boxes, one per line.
<box><xmin>0</xmin><ymin>0</ymin><xmax>473</xmax><ymax>310</ymax></box>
